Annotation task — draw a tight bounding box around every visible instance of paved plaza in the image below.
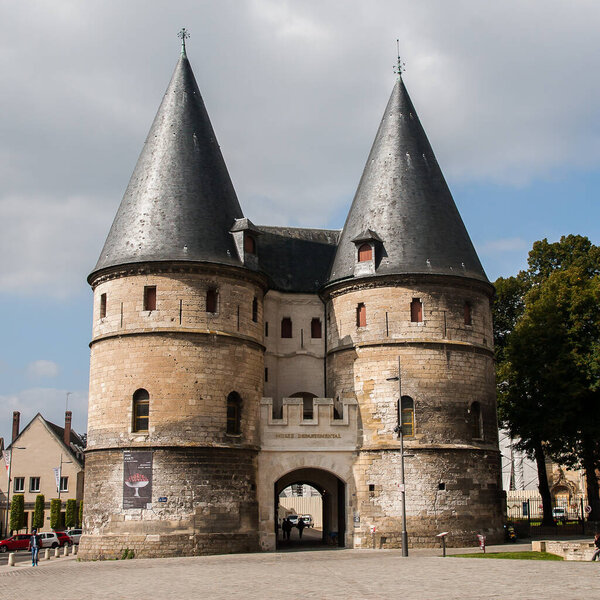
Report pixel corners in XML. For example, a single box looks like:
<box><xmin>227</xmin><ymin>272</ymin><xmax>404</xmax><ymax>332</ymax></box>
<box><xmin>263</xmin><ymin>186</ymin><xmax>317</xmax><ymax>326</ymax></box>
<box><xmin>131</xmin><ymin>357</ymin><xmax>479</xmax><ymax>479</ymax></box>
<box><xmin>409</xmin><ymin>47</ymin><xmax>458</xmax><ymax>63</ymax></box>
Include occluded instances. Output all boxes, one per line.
<box><xmin>1</xmin><ymin>544</ymin><xmax>598</xmax><ymax>599</ymax></box>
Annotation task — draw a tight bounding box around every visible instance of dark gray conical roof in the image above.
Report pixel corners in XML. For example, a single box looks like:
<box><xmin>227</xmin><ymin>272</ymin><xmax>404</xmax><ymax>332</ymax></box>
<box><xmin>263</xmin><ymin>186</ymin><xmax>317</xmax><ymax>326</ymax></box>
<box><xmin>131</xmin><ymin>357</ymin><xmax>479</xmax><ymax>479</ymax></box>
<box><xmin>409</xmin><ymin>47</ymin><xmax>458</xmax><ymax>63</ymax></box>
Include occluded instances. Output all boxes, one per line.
<box><xmin>90</xmin><ymin>53</ymin><xmax>243</xmax><ymax>279</ymax></box>
<box><xmin>328</xmin><ymin>76</ymin><xmax>487</xmax><ymax>284</ymax></box>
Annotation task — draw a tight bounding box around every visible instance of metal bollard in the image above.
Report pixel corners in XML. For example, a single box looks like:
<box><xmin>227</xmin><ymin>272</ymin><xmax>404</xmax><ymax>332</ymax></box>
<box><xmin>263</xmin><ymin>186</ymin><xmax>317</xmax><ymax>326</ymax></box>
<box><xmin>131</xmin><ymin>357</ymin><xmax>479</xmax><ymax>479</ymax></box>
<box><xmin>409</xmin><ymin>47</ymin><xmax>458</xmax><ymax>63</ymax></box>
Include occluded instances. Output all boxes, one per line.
<box><xmin>54</xmin><ymin>547</ymin><xmax>60</xmax><ymax>558</ymax></box>
<box><xmin>8</xmin><ymin>553</ymin><xmax>15</xmax><ymax>567</ymax></box>
<box><xmin>45</xmin><ymin>548</ymin><xmax>50</xmax><ymax>560</ymax></box>
<box><xmin>63</xmin><ymin>545</ymin><xmax>69</xmax><ymax>557</ymax></box>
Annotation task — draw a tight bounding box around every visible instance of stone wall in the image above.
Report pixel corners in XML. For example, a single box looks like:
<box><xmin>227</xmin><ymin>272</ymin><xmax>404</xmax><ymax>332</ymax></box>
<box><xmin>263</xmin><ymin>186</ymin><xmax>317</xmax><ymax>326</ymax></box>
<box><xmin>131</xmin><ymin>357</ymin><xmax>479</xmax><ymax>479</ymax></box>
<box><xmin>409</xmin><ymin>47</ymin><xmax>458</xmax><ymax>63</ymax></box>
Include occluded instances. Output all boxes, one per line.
<box><xmin>79</xmin><ymin>447</ymin><xmax>259</xmax><ymax>559</ymax></box>
<box><xmin>324</xmin><ymin>276</ymin><xmax>504</xmax><ymax>547</ymax></box>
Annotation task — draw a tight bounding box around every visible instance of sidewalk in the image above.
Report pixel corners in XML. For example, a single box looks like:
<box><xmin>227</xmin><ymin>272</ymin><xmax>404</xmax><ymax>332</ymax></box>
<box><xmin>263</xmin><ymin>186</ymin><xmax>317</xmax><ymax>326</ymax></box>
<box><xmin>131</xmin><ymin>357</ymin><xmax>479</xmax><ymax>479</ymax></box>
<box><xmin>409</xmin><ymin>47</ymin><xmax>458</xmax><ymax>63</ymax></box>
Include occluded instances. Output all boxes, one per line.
<box><xmin>1</xmin><ymin>541</ymin><xmax>599</xmax><ymax>600</ymax></box>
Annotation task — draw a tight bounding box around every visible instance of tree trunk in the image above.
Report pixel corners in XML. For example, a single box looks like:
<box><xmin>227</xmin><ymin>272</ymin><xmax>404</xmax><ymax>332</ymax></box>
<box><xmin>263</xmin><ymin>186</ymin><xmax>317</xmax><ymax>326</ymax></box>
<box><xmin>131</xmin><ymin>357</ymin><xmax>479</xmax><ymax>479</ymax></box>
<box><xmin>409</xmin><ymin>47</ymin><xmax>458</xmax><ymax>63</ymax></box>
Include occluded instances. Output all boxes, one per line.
<box><xmin>534</xmin><ymin>440</ymin><xmax>555</xmax><ymax>526</ymax></box>
<box><xmin>582</xmin><ymin>446</ymin><xmax>600</xmax><ymax>522</ymax></box>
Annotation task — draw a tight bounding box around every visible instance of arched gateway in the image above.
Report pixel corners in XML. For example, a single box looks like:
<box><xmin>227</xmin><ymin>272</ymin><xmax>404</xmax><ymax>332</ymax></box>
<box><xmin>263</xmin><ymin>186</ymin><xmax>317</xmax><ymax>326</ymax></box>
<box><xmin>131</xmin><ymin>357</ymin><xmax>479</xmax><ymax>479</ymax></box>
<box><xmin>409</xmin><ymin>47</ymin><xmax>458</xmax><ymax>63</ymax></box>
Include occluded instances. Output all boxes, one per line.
<box><xmin>257</xmin><ymin>397</ymin><xmax>358</xmax><ymax>551</ymax></box>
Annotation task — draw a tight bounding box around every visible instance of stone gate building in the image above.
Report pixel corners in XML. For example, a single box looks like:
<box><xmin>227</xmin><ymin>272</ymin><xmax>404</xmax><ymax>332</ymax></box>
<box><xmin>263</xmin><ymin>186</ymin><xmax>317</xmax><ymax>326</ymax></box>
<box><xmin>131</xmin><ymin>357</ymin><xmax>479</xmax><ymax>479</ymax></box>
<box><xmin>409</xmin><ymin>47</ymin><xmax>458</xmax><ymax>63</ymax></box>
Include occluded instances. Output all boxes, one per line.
<box><xmin>79</xmin><ymin>44</ymin><xmax>504</xmax><ymax>559</ymax></box>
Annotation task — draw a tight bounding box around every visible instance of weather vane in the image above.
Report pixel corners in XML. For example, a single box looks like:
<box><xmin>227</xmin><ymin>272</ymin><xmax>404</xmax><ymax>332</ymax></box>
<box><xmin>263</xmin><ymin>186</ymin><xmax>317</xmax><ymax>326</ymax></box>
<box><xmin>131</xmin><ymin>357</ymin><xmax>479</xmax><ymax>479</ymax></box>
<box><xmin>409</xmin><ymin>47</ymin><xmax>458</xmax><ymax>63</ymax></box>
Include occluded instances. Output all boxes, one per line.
<box><xmin>178</xmin><ymin>28</ymin><xmax>190</xmax><ymax>56</ymax></box>
<box><xmin>394</xmin><ymin>38</ymin><xmax>405</xmax><ymax>77</ymax></box>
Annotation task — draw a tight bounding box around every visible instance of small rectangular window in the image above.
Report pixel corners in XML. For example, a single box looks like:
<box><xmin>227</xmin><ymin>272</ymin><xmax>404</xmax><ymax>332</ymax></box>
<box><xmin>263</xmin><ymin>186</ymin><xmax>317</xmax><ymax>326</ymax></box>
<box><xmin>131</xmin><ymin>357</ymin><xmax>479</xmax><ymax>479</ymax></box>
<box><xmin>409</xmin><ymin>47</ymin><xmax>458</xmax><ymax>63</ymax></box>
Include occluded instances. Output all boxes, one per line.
<box><xmin>29</xmin><ymin>477</ymin><xmax>40</xmax><ymax>493</ymax></box>
<box><xmin>464</xmin><ymin>301</ymin><xmax>472</xmax><ymax>325</ymax></box>
<box><xmin>265</xmin><ymin>367</ymin><xmax>268</xmax><ymax>382</ymax></box>
<box><xmin>252</xmin><ymin>297</ymin><xmax>258</xmax><ymax>322</ymax></box>
<box><xmin>311</xmin><ymin>318</ymin><xmax>322</xmax><ymax>338</ymax></box>
<box><xmin>206</xmin><ymin>288</ymin><xmax>217</xmax><ymax>313</ymax></box>
<box><xmin>60</xmin><ymin>476</ymin><xmax>68</xmax><ymax>492</ymax></box>
<box><xmin>356</xmin><ymin>303</ymin><xmax>366</xmax><ymax>327</ymax></box>
<box><xmin>100</xmin><ymin>293</ymin><xmax>107</xmax><ymax>318</ymax></box>
<box><xmin>410</xmin><ymin>298</ymin><xmax>423</xmax><ymax>323</ymax></box>
<box><xmin>14</xmin><ymin>477</ymin><xmax>24</xmax><ymax>493</ymax></box>
<box><xmin>134</xmin><ymin>400</ymin><xmax>149</xmax><ymax>432</ymax></box>
<box><xmin>144</xmin><ymin>286</ymin><xmax>157</xmax><ymax>311</ymax></box>
<box><xmin>281</xmin><ymin>317</ymin><xmax>292</xmax><ymax>338</ymax></box>
<box><xmin>265</xmin><ymin>321</ymin><xmax>269</xmax><ymax>337</ymax></box>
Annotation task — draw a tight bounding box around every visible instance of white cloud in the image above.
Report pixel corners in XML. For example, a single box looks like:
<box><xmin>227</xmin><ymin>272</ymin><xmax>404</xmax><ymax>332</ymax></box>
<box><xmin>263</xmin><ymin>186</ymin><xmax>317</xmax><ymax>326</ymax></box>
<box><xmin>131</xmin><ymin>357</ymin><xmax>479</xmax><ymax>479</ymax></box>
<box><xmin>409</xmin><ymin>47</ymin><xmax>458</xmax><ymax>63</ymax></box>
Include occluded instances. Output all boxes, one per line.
<box><xmin>27</xmin><ymin>360</ymin><xmax>60</xmax><ymax>379</ymax></box>
<box><xmin>0</xmin><ymin>388</ymin><xmax>88</xmax><ymax>443</ymax></box>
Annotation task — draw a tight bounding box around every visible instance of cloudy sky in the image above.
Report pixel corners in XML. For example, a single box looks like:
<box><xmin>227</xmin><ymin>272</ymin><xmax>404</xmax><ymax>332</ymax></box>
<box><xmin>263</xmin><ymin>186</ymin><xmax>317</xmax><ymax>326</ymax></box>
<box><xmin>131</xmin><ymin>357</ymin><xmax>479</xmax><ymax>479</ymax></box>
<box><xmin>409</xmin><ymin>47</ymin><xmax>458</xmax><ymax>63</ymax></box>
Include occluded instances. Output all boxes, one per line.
<box><xmin>1</xmin><ymin>0</ymin><xmax>599</xmax><ymax>442</ymax></box>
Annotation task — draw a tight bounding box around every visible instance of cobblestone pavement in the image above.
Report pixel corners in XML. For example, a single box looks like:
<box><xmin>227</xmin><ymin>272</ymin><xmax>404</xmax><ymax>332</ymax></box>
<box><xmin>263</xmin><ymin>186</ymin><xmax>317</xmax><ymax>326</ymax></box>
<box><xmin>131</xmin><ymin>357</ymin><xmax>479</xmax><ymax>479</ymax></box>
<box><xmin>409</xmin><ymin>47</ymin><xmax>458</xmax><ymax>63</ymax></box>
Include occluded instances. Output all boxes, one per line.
<box><xmin>0</xmin><ymin>544</ymin><xmax>598</xmax><ymax>600</ymax></box>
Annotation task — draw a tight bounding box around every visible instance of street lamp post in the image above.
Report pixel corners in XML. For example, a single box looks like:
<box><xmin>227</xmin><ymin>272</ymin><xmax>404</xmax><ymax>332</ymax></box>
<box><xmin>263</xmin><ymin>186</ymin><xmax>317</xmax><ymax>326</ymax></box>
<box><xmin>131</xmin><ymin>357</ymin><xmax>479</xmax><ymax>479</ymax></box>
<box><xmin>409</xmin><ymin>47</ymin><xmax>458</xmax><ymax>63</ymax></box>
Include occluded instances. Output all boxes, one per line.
<box><xmin>387</xmin><ymin>356</ymin><xmax>408</xmax><ymax>557</ymax></box>
<box><xmin>3</xmin><ymin>446</ymin><xmax>26</xmax><ymax>538</ymax></box>
<box><xmin>57</xmin><ymin>454</ymin><xmax>73</xmax><ymax>501</ymax></box>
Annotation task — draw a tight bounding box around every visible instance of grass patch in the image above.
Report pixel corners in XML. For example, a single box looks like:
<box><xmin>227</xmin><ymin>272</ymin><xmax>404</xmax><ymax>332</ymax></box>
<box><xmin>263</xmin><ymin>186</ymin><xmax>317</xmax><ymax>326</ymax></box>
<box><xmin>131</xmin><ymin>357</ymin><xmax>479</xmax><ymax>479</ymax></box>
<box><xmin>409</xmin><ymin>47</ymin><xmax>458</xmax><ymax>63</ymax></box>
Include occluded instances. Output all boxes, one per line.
<box><xmin>451</xmin><ymin>551</ymin><xmax>563</xmax><ymax>561</ymax></box>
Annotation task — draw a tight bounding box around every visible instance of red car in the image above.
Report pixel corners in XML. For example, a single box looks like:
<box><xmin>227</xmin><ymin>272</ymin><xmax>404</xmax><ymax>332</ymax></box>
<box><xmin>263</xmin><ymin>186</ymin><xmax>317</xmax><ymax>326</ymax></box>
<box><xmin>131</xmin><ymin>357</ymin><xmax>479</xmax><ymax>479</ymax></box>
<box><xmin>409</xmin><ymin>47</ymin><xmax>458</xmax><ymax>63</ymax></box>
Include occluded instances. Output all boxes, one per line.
<box><xmin>56</xmin><ymin>531</ymin><xmax>73</xmax><ymax>547</ymax></box>
<box><xmin>0</xmin><ymin>534</ymin><xmax>31</xmax><ymax>552</ymax></box>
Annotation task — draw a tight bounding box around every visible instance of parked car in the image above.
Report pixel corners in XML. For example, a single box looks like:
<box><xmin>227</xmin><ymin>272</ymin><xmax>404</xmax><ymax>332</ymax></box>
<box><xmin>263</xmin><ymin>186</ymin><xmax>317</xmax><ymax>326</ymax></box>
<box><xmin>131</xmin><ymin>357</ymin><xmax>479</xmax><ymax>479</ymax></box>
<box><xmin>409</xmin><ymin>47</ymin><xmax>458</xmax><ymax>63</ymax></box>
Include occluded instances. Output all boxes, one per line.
<box><xmin>66</xmin><ymin>529</ymin><xmax>82</xmax><ymax>544</ymax></box>
<box><xmin>39</xmin><ymin>532</ymin><xmax>60</xmax><ymax>548</ymax></box>
<box><xmin>56</xmin><ymin>532</ymin><xmax>73</xmax><ymax>547</ymax></box>
<box><xmin>300</xmin><ymin>515</ymin><xmax>314</xmax><ymax>528</ymax></box>
<box><xmin>552</xmin><ymin>507</ymin><xmax>567</xmax><ymax>522</ymax></box>
<box><xmin>287</xmin><ymin>515</ymin><xmax>299</xmax><ymax>526</ymax></box>
<box><xmin>0</xmin><ymin>534</ymin><xmax>31</xmax><ymax>552</ymax></box>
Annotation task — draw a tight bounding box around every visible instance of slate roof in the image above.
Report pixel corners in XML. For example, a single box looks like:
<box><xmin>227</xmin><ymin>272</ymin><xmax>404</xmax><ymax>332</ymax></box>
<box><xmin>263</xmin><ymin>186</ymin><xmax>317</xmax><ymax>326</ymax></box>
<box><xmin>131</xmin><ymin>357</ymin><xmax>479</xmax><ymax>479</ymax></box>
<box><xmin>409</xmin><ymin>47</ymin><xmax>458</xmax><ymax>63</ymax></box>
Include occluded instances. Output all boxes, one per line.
<box><xmin>256</xmin><ymin>226</ymin><xmax>339</xmax><ymax>293</ymax></box>
<box><xmin>328</xmin><ymin>76</ymin><xmax>488</xmax><ymax>285</ymax></box>
<box><xmin>90</xmin><ymin>54</ymin><xmax>244</xmax><ymax>281</ymax></box>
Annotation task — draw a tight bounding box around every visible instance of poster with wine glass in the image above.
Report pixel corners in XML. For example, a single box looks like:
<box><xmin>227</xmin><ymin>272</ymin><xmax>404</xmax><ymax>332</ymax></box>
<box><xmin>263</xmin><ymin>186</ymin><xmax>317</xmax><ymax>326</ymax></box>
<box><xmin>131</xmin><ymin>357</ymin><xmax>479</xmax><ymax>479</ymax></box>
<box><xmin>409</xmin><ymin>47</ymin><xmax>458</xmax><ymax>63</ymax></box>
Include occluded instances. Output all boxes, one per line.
<box><xmin>123</xmin><ymin>450</ymin><xmax>153</xmax><ymax>509</ymax></box>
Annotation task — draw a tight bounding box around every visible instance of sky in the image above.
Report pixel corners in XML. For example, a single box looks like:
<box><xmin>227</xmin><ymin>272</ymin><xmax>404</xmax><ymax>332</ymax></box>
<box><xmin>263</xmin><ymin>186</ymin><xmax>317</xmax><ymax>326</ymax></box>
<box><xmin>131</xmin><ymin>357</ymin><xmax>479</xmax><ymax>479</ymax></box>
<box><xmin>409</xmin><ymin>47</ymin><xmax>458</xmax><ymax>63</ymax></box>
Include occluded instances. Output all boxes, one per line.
<box><xmin>1</xmin><ymin>0</ymin><xmax>599</xmax><ymax>442</ymax></box>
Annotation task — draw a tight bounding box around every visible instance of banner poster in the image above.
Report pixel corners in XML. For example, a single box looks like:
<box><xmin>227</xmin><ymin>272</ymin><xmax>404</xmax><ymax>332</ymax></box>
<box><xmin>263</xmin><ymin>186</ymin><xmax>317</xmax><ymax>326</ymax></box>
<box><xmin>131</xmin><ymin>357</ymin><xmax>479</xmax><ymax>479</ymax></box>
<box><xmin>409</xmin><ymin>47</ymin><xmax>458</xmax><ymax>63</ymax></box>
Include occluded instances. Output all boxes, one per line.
<box><xmin>123</xmin><ymin>450</ymin><xmax>153</xmax><ymax>509</ymax></box>
<box><xmin>2</xmin><ymin>450</ymin><xmax>10</xmax><ymax>472</ymax></box>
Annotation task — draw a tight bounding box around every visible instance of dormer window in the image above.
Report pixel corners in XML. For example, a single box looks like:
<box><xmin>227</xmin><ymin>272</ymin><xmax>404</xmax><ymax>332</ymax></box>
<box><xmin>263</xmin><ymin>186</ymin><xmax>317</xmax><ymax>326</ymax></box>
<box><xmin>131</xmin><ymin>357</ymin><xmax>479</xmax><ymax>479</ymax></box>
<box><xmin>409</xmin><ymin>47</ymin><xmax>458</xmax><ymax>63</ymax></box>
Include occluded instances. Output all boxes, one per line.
<box><xmin>244</xmin><ymin>234</ymin><xmax>256</xmax><ymax>254</ymax></box>
<box><xmin>358</xmin><ymin>243</ymin><xmax>373</xmax><ymax>262</ymax></box>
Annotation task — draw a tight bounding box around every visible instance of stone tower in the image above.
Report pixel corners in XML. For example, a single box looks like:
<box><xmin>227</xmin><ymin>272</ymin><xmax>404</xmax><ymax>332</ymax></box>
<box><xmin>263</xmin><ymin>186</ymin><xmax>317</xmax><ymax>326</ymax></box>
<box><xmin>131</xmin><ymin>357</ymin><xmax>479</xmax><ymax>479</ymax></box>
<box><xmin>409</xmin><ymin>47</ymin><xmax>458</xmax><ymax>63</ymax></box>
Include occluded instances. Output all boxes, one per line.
<box><xmin>81</xmin><ymin>47</ymin><xmax>503</xmax><ymax>559</ymax></box>
<box><xmin>323</xmin><ymin>73</ymin><xmax>503</xmax><ymax>546</ymax></box>
<box><xmin>79</xmin><ymin>49</ymin><xmax>266</xmax><ymax>559</ymax></box>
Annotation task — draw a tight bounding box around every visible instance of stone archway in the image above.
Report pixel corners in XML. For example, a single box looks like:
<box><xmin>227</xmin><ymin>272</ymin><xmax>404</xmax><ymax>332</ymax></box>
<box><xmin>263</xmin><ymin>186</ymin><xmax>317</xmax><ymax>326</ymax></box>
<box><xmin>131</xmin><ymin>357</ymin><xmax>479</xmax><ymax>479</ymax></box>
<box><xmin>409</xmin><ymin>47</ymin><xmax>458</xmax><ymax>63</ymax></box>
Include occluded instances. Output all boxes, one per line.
<box><xmin>275</xmin><ymin>467</ymin><xmax>346</xmax><ymax>549</ymax></box>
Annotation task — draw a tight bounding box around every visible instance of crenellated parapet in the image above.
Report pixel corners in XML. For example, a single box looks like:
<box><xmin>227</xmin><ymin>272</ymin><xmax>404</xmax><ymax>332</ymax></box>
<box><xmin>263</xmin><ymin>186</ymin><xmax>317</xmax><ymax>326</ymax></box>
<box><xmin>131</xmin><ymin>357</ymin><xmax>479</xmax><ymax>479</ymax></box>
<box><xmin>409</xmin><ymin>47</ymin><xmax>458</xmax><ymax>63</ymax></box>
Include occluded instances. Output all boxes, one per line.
<box><xmin>260</xmin><ymin>397</ymin><xmax>358</xmax><ymax>451</ymax></box>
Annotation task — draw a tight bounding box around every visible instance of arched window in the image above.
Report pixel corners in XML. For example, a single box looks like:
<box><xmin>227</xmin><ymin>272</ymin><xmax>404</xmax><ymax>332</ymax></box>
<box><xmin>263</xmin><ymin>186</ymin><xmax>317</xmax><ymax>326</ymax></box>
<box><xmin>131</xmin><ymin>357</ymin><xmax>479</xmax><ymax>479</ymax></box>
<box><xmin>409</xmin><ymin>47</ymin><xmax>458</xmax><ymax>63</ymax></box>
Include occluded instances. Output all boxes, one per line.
<box><xmin>206</xmin><ymin>289</ymin><xmax>218</xmax><ymax>313</ymax></box>
<box><xmin>132</xmin><ymin>389</ymin><xmax>149</xmax><ymax>432</ymax></box>
<box><xmin>410</xmin><ymin>298</ymin><xmax>423</xmax><ymax>323</ymax></box>
<box><xmin>400</xmin><ymin>396</ymin><xmax>414</xmax><ymax>437</ymax></box>
<box><xmin>281</xmin><ymin>317</ymin><xmax>292</xmax><ymax>338</ymax></box>
<box><xmin>291</xmin><ymin>392</ymin><xmax>317</xmax><ymax>420</ymax></box>
<box><xmin>470</xmin><ymin>401</ymin><xmax>483</xmax><ymax>439</ymax></box>
<box><xmin>356</xmin><ymin>303</ymin><xmax>366</xmax><ymax>327</ymax></box>
<box><xmin>244</xmin><ymin>235</ymin><xmax>256</xmax><ymax>254</ymax></box>
<box><xmin>358</xmin><ymin>243</ymin><xmax>372</xmax><ymax>262</ymax></box>
<box><xmin>464</xmin><ymin>301</ymin><xmax>472</xmax><ymax>325</ymax></box>
<box><xmin>226</xmin><ymin>392</ymin><xmax>242</xmax><ymax>435</ymax></box>
<box><xmin>310</xmin><ymin>318</ymin><xmax>322</xmax><ymax>338</ymax></box>
<box><xmin>252</xmin><ymin>297</ymin><xmax>258</xmax><ymax>322</ymax></box>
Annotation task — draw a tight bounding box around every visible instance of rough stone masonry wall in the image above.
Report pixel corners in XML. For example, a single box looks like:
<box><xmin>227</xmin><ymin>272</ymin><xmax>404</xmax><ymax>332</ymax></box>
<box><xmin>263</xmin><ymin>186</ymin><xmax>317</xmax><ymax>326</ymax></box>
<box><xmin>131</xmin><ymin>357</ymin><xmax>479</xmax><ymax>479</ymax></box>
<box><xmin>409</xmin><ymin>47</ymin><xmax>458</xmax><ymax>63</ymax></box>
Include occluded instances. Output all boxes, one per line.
<box><xmin>325</xmin><ymin>278</ymin><xmax>504</xmax><ymax>547</ymax></box>
<box><xmin>81</xmin><ymin>267</ymin><xmax>265</xmax><ymax>559</ymax></box>
<box><xmin>79</xmin><ymin>448</ymin><xmax>259</xmax><ymax>559</ymax></box>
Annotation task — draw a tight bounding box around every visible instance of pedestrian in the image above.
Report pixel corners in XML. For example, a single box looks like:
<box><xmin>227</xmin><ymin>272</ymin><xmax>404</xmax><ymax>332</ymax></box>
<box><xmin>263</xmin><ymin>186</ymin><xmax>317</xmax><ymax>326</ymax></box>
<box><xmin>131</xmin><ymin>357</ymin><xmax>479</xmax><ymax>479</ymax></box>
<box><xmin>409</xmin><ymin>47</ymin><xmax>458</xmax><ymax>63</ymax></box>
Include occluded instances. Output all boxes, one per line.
<box><xmin>282</xmin><ymin>518</ymin><xmax>292</xmax><ymax>541</ymax></box>
<box><xmin>29</xmin><ymin>528</ymin><xmax>41</xmax><ymax>566</ymax></box>
<box><xmin>591</xmin><ymin>532</ymin><xmax>600</xmax><ymax>561</ymax></box>
<box><xmin>297</xmin><ymin>518</ymin><xmax>306</xmax><ymax>539</ymax></box>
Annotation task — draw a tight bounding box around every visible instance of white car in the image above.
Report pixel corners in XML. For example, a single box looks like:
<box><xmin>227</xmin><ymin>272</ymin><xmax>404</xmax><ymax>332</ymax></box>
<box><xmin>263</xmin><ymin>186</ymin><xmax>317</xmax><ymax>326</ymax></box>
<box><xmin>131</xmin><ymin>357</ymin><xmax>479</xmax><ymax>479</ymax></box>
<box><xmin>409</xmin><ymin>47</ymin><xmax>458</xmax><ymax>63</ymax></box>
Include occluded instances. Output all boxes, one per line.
<box><xmin>38</xmin><ymin>532</ymin><xmax>60</xmax><ymax>548</ymax></box>
<box><xmin>300</xmin><ymin>515</ymin><xmax>314</xmax><ymax>528</ymax></box>
<box><xmin>66</xmin><ymin>529</ymin><xmax>82</xmax><ymax>544</ymax></box>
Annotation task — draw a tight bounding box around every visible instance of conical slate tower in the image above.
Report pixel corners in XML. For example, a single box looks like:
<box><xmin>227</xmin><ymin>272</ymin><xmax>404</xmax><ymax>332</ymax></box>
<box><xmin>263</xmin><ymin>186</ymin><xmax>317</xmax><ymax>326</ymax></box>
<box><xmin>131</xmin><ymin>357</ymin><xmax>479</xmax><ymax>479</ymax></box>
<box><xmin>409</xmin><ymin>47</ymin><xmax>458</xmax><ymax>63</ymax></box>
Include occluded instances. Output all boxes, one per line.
<box><xmin>90</xmin><ymin>49</ymin><xmax>243</xmax><ymax>279</ymax></box>
<box><xmin>329</xmin><ymin>75</ymin><xmax>486</xmax><ymax>284</ymax></box>
<box><xmin>81</xmin><ymin>47</ymin><xmax>266</xmax><ymax>560</ymax></box>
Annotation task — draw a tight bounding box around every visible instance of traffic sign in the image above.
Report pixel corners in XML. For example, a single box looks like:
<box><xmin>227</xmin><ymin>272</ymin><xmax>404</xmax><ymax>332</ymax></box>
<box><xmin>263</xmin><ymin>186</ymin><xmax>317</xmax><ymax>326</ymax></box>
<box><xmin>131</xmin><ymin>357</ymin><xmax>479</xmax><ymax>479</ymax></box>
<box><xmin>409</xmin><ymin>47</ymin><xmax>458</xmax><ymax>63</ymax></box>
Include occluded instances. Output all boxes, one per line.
<box><xmin>585</xmin><ymin>505</ymin><xmax>592</xmax><ymax>514</ymax></box>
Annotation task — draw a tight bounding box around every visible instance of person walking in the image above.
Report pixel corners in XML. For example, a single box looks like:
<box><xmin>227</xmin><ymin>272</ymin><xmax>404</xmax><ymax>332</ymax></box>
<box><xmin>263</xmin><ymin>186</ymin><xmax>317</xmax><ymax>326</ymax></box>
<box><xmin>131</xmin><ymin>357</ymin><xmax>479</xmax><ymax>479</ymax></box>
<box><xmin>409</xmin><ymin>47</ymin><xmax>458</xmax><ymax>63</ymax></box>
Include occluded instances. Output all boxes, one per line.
<box><xmin>29</xmin><ymin>528</ymin><xmax>41</xmax><ymax>566</ymax></box>
<box><xmin>297</xmin><ymin>518</ymin><xmax>306</xmax><ymax>540</ymax></box>
<box><xmin>282</xmin><ymin>518</ymin><xmax>292</xmax><ymax>541</ymax></box>
<box><xmin>591</xmin><ymin>532</ymin><xmax>600</xmax><ymax>561</ymax></box>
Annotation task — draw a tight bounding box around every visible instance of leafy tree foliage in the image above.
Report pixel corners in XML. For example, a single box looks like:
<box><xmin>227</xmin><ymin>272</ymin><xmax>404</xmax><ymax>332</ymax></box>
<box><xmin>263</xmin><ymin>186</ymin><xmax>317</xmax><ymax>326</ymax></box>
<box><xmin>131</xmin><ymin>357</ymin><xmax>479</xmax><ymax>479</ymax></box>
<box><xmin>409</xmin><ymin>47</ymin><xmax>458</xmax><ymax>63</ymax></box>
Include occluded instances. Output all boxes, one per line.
<box><xmin>50</xmin><ymin>499</ymin><xmax>62</xmax><ymax>530</ymax></box>
<box><xmin>494</xmin><ymin>235</ymin><xmax>600</xmax><ymax>522</ymax></box>
<box><xmin>65</xmin><ymin>499</ymin><xmax>77</xmax><ymax>528</ymax></box>
<box><xmin>78</xmin><ymin>501</ymin><xmax>83</xmax><ymax>528</ymax></box>
<box><xmin>9</xmin><ymin>494</ymin><xmax>25</xmax><ymax>532</ymax></box>
<box><xmin>33</xmin><ymin>494</ymin><xmax>45</xmax><ymax>530</ymax></box>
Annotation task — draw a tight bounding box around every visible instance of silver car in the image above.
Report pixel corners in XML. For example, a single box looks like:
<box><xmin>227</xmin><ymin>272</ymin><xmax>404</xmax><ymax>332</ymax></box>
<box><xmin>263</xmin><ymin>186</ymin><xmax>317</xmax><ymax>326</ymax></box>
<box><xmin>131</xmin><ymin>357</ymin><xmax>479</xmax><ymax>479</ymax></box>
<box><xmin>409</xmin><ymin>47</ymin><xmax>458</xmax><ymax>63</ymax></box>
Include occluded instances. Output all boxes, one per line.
<box><xmin>66</xmin><ymin>529</ymin><xmax>82</xmax><ymax>544</ymax></box>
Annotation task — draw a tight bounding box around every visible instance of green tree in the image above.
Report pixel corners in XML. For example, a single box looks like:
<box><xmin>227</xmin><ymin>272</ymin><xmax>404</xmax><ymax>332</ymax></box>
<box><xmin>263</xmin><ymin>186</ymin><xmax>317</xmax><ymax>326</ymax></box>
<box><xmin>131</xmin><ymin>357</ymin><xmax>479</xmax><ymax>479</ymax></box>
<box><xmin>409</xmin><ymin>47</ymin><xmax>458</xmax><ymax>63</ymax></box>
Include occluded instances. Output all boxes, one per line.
<box><xmin>32</xmin><ymin>494</ymin><xmax>45</xmax><ymax>530</ymax></box>
<box><xmin>50</xmin><ymin>499</ymin><xmax>62</xmax><ymax>530</ymax></box>
<box><xmin>9</xmin><ymin>494</ymin><xmax>25</xmax><ymax>532</ymax></box>
<box><xmin>494</xmin><ymin>235</ymin><xmax>600</xmax><ymax>522</ymax></box>
<box><xmin>78</xmin><ymin>501</ymin><xmax>83</xmax><ymax>528</ymax></box>
<box><xmin>65</xmin><ymin>499</ymin><xmax>77</xmax><ymax>528</ymax></box>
